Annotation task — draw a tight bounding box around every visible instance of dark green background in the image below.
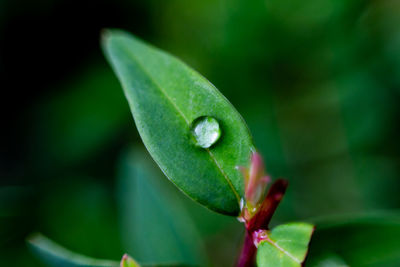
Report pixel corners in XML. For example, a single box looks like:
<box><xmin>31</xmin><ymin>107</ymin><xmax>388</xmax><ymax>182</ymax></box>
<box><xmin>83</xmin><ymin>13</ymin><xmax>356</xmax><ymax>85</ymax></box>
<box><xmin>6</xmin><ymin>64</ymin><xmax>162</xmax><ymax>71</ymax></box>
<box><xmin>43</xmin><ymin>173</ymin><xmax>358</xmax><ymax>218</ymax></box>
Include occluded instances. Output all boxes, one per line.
<box><xmin>1</xmin><ymin>0</ymin><xmax>400</xmax><ymax>266</ymax></box>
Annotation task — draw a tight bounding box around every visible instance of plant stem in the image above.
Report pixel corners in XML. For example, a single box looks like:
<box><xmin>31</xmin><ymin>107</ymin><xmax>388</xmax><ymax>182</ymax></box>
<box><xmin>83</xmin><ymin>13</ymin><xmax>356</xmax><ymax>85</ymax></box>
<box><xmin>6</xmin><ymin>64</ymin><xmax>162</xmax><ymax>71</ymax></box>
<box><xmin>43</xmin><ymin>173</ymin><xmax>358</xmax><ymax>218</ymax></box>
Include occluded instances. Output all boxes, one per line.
<box><xmin>237</xmin><ymin>231</ymin><xmax>256</xmax><ymax>267</ymax></box>
<box><xmin>237</xmin><ymin>179</ymin><xmax>288</xmax><ymax>267</ymax></box>
<box><xmin>247</xmin><ymin>179</ymin><xmax>288</xmax><ymax>232</ymax></box>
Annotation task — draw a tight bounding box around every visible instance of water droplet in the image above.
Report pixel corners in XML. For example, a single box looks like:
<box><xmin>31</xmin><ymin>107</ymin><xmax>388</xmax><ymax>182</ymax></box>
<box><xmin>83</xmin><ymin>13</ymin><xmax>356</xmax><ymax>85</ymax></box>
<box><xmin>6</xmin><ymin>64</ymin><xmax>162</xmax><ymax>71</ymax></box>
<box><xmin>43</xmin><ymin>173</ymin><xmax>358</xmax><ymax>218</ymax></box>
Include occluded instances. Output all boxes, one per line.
<box><xmin>191</xmin><ymin>116</ymin><xmax>221</xmax><ymax>148</ymax></box>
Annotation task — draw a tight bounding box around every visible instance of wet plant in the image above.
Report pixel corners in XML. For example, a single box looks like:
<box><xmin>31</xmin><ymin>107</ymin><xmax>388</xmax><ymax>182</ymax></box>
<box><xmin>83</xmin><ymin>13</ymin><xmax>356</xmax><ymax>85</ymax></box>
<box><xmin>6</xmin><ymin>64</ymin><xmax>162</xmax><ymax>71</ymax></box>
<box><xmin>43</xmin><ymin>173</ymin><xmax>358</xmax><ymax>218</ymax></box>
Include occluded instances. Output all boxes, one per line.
<box><xmin>26</xmin><ymin>30</ymin><xmax>400</xmax><ymax>267</ymax></box>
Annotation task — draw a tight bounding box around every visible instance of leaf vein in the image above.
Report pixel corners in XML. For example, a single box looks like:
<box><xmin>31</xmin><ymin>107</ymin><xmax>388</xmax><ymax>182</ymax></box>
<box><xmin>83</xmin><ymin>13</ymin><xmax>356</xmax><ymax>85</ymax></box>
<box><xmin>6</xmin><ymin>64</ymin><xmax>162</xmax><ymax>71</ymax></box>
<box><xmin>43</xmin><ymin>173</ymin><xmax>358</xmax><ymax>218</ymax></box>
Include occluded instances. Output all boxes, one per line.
<box><xmin>265</xmin><ymin>237</ymin><xmax>301</xmax><ymax>264</ymax></box>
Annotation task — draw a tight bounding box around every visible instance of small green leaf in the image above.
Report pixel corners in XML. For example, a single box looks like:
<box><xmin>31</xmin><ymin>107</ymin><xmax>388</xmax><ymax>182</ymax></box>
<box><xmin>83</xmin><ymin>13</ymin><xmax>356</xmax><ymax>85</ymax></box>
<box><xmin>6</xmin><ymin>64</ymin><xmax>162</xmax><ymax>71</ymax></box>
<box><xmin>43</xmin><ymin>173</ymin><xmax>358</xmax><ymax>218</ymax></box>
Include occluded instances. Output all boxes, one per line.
<box><xmin>120</xmin><ymin>254</ymin><xmax>140</xmax><ymax>267</ymax></box>
<box><xmin>27</xmin><ymin>233</ymin><xmax>120</xmax><ymax>267</ymax></box>
<box><xmin>256</xmin><ymin>223</ymin><xmax>314</xmax><ymax>267</ymax></box>
<box><xmin>102</xmin><ymin>29</ymin><xmax>254</xmax><ymax>215</ymax></box>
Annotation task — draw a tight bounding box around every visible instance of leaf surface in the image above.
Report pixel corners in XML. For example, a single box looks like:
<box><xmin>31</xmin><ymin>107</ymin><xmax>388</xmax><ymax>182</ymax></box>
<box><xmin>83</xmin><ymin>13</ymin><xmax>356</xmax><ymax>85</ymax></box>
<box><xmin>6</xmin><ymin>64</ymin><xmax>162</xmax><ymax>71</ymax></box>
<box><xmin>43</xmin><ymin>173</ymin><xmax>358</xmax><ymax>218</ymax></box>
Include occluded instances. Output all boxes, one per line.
<box><xmin>256</xmin><ymin>223</ymin><xmax>314</xmax><ymax>267</ymax></box>
<box><xmin>102</xmin><ymin>30</ymin><xmax>254</xmax><ymax>215</ymax></box>
<box><xmin>27</xmin><ymin>233</ymin><xmax>120</xmax><ymax>267</ymax></box>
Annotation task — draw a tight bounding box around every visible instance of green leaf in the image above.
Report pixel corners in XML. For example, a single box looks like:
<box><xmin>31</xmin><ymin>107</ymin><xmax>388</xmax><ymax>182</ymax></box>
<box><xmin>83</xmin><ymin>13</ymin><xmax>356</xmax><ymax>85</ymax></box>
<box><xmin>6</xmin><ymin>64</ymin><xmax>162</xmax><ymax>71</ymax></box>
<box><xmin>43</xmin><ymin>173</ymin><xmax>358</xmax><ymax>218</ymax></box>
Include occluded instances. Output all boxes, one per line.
<box><xmin>256</xmin><ymin>223</ymin><xmax>314</xmax><ymax>267</ymax></box>
<box><xmin>307</xmin><ymin>213</ymin><xmax>400</xmax><ymax>267</ymax></box>
<box><xmin>117</xmin><ymin>148</ymin><xmax>207</xmax><ymax>265</ymax></box>
<box><xmin>27</xmin><ymin>233</ymin><xmax>120</xmax><ymax>267</ymax></box>
<box><xmin>102</xmin><ymin>29</ymin><xmax>254</xmax><ymax>215</ymax></box>
<box><xmin>120</xmin><ymin>254</ymin><xmax>140</xmax><ymax>267</ymax></box>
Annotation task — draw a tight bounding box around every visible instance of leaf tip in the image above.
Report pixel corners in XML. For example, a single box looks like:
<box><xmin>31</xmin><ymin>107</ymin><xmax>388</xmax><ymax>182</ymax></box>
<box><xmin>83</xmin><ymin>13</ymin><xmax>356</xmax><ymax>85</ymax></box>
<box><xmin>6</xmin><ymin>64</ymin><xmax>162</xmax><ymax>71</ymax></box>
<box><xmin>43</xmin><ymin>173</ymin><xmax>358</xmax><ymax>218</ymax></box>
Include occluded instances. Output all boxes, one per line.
<box><xmin>26</xmin><ymin>232</ymin><xmax>44</xmax><ymax>247</ymax></box>
<box><xmin>100</xmin><ymin>28</ymin><xmax>112</xmax><ymax>41</ymax></box>
<box><xmin>101</xmin><ymin>28</ymin><xmax>122</xmax><ymax>48</ymax></box>
<box><xmin>120</xmin><ymin>253</ymin><xmax>140</xmax><ymax>267</ymax></box>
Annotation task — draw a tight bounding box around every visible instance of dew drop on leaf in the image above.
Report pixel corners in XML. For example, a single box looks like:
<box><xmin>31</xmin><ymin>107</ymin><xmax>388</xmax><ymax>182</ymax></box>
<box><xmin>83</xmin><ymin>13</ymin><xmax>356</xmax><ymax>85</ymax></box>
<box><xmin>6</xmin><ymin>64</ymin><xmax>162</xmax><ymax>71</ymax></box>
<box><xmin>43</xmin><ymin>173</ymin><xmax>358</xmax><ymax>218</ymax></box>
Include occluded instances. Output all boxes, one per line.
<box><xmin>191</xmin><ymin>116</ymin><xmax>221</xmax><ymax>148</ymax></box>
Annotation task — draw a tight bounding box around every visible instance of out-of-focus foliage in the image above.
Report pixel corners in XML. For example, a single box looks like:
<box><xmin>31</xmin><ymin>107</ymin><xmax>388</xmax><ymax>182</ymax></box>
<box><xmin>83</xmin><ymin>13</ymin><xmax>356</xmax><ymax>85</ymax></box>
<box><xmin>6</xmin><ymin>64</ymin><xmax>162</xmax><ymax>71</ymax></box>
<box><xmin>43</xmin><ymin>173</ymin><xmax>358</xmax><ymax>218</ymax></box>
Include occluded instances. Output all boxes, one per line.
<box><xmin>31</xmin><ymin>65</ymin><xmax>130</xmax><ymax>170</ymax></box>
<box><xmin>28</xmin><ymin>234</ymin><xmax>120</xmax><ymax>267</ymax></box>
<box><xmin>307</xmin><ymin>213</ymin><xmax>400</xmax><ymax>266</ymax></box>
<box><xmin>117</xmin><ymin>148</ymin><xmax>207</xmax><ymax>265</ymax></box>
<box><xmin>1</xmin><ymin>0</ymin><xmax>400</xmax><ymax>266</ymax></box>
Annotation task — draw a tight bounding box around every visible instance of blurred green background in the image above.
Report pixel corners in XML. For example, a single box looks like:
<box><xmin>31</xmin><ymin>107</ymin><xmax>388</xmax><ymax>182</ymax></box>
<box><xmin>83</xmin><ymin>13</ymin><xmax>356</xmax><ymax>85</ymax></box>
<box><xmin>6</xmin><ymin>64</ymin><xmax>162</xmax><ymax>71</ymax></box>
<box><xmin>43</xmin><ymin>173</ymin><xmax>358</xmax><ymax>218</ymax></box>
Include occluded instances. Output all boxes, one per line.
<box><xmin>1</xmin><ymin>0</ymin><xmax>400</xmax><ymax>266</ymax></box>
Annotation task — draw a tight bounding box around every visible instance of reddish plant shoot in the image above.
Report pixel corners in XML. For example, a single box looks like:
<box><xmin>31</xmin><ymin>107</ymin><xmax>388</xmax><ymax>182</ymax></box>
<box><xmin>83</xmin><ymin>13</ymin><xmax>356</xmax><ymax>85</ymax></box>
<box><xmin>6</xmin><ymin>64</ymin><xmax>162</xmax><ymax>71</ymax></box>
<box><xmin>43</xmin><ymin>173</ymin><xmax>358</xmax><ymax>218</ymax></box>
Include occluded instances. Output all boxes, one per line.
<box><xmin>237</xmin><ymin>152</ymin><xmax>288</xmax><ymax>267</ymax></box>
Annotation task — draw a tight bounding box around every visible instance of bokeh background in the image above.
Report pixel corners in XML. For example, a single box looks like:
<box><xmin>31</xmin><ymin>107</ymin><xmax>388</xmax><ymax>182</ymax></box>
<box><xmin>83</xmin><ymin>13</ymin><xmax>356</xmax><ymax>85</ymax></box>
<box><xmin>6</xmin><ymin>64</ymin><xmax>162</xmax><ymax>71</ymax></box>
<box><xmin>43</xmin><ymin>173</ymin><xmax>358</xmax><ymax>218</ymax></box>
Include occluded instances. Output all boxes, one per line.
<box><xmin>1</xmin><ymin>0</ymin><xmax>400</xmax><ymax>266</ymax></box>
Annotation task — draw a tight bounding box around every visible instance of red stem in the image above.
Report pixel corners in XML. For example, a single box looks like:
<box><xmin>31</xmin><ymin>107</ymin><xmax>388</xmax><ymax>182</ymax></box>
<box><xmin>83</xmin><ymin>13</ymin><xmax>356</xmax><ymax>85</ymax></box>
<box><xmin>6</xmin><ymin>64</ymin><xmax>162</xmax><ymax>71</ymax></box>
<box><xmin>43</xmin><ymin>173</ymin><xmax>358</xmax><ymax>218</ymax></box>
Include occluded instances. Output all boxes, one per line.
<box><xmin>246</xmin><ymin>179</ymin><xmax>288</xmax><ymax>232</ymax></box>
<box><xmin>237</xmin><ymin>179</ymin><xmax>288</xmax><ymax>267</ymax></box>
<box><xmin>237</xmin><ymin>230</ymin><xmax>256</xmax><ymax>267</ymax></box>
